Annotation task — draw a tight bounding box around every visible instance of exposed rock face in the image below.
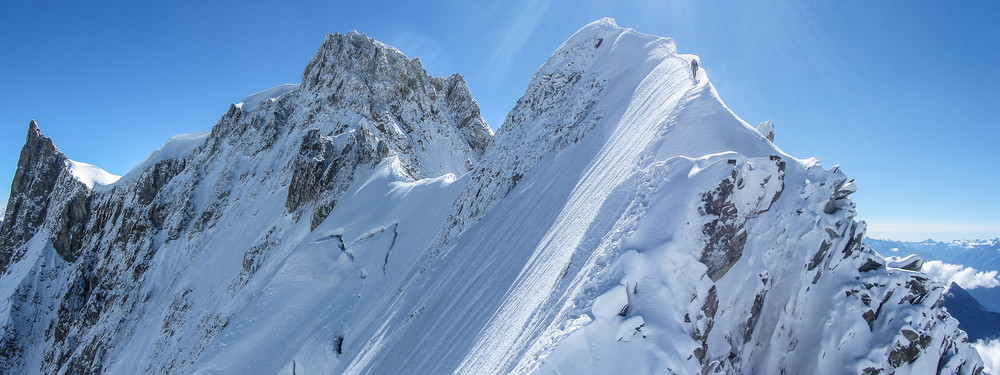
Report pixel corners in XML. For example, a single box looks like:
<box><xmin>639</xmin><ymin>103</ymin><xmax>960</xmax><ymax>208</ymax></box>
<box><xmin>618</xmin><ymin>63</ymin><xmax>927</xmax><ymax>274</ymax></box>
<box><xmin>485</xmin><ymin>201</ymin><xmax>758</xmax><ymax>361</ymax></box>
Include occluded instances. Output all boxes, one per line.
<box><xmin>285</xmin><ymin>127</ymin><xmax>381</xmax><ymax>229</ymax></box>
<box><xmin>284</xmin><ymin>31</ymin><xmax>493</xmax><ymax>228</ymax></box>
<box><xmin>136</xmin><ymin>159</ymin><xmax>187</xmax><ymax>206</ymax></box>
<box><xmin>0</xmin><ymin>121</ymin><xmax>91</xmax><ymax>268</ymax></box>
<box><xmin>698</xmin><ymin>156</ymin><xmax>785</xmax><ymax>281</ymax></box>
<box><xmin>299</xmin><ymin>31</ymin><xmax>492</xmax><ymax>176</ymax></box>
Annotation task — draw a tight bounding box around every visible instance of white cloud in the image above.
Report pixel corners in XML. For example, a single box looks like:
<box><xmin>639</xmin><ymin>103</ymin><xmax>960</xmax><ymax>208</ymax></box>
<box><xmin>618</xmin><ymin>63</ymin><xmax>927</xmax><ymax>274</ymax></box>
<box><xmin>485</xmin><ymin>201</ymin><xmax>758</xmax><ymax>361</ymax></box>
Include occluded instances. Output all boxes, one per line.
<box><xmin>972</xmin><ymin>339</ymin><xmax>1000</xmax><ymax>374</ymax></box>
<box><xmin>921</xmin><ymin>260</ymin><xmax>1000</xmax><ymax>289</ymax></box>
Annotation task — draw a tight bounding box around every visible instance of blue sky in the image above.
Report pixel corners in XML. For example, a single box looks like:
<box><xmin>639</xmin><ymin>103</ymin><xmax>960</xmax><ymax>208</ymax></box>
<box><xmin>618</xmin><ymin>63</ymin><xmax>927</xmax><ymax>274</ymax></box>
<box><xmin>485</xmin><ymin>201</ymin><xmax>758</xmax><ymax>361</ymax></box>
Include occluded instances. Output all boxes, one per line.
<box><xmin>1</xmin><ymin>1</ymin><xmax>998</xmax><ymax>241</ymax></box>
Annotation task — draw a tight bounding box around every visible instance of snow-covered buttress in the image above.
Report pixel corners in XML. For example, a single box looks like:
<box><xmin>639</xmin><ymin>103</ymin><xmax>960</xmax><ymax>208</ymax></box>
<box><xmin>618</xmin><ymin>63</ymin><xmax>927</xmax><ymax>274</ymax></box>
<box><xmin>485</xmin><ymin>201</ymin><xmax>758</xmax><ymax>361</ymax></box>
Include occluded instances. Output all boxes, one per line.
<box><xmin>0</xmin><ymin>18</ymin><xmax>984</xmax><ymax>374</ymax></box>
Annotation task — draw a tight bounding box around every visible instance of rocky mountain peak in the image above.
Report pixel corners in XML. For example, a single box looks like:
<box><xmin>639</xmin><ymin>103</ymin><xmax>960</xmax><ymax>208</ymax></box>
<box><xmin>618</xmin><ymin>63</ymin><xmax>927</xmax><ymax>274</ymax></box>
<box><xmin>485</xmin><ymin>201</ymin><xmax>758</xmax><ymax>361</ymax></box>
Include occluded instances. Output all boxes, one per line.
<box><xmin>1</xmin><ymin>121</ymin><xmax>89</xmax><ymax>270</ymax></box>
<box><xmin>3</xmin><ymin>120</ymin><xmax>66</xmax><ymax>225</ymax></box>
<box><xmin>302</xmin><ymin>31</ymin><xmax>413</xmax><ymax>88</ymax></box>
<box><xmin>301</xmin><ymin>31</ymin><xmax>443</xmax><ymax>107</ymax></box>
<box><xmin>298</xmin><ymin>31</ymin><xmax>491</xmax><ymax>156</ymax></box>
<box><xmin>20</xmin><ymin>120</ymin><xmax>62</xmax><ymax>170</ymax></box>
<box><xmin>261</xmin><ymin>32</ymin><xmax>490</xmax><ymax>189</ymax></box>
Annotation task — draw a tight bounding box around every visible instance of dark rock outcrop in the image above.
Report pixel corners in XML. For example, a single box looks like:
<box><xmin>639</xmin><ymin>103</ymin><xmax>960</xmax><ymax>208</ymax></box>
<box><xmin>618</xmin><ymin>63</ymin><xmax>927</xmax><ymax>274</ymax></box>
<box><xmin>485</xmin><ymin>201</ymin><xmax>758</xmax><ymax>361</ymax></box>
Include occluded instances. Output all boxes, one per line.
<box><xmin>0</xmin><ymin>121</ymin><xmax>91</xmax><ymax>269</ymax></box>
<box><xmin>286</xmin><ymin>128</ymin><xmax>380</xmax><ymax>229</ymax></box>
<box><xmin>699</xmin><ymin>169</ymin><xmax>746</xmax><ymax>281</ymax></box>
<box><xmin>698</xmin><ymin>157</ymin><xmax>785</xmax><ymax>281</ymax></box>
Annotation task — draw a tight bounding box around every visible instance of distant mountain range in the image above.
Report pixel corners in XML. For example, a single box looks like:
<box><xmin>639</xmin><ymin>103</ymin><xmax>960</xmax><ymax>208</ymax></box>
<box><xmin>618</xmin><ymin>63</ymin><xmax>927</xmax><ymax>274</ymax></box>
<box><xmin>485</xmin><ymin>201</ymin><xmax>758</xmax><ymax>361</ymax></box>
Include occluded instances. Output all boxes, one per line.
<box><xmin>867</xmin><ymin>238</ymin><xmax>1000</xmax><ymax>312</ymax></box>
<box><xmin>942</xmin><ymin>283</ymin><xmax>1000</xmax><ymax>341</ymax></box>
<box><xmin>867</xmin><ymin>238</ymin><xmax>1000</xmax><ymax>270</ymax></box>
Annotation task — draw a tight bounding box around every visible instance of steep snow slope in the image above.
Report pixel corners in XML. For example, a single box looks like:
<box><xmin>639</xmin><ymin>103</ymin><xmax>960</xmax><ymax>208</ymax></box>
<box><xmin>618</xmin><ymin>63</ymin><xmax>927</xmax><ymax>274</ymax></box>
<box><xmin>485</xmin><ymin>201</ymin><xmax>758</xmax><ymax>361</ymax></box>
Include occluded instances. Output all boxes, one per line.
<box><xmin>64</xmin><ymin>160</ymin><xmax>120</xmax><ymax>189</ymax></box>
<box><xmin>116</xmin><ymin>131</ymin><xmax>210</xmax><ymax>184</ymax></box>
<box><xmin>335</xmin><ymin>18</ymin><xmax>982</xmax><ymax>374</ymax></box>
<box><xmin>0</xmin><ymin>19</ymin><xmax>984</xmax><ymax>375</ymax></box>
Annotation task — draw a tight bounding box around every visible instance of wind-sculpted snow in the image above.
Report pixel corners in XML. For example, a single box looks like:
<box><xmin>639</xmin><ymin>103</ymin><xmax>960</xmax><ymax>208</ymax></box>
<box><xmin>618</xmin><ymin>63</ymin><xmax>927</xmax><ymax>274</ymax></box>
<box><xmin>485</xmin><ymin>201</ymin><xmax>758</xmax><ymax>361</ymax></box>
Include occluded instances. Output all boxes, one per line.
<box><xmin>0</xmin><ymin>18</ymin><xmax>984</xmax><ymax>375</ymax></box>
<box><xmin>237</xmin><ymin>84</ymin><xmax>299</xmax><ymax>112</ymax></box>
<box><xmin>64</xmin><ymin>160</ymin><xmax>120</xmax><ymax>190</ymax></box>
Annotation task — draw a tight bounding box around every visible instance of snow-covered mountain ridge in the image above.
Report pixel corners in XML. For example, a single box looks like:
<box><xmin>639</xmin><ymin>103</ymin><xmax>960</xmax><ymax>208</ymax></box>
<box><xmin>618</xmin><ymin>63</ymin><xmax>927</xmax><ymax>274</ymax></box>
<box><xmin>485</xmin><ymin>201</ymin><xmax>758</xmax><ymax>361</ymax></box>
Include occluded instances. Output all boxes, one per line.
<box><xmin>0</xmin><ymin>18</ymin><xmax>984</xmax><ymax>374</ymax></box>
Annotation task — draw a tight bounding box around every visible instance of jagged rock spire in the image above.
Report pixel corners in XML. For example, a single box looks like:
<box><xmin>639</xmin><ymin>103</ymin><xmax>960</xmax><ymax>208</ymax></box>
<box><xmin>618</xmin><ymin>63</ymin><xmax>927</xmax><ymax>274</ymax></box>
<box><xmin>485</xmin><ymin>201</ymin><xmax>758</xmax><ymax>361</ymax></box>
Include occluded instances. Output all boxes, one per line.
<box><xmin>0</xmin><ymin>121</ymin><xmax>91</xmax><ymax>270</ymax></box>
<box><xmin>1</xmin><ymin>121</ymin><xmax>68</xmax><ymax>269</ymax></box>
<box><xmin>299</xmin><ymin>31</ymin><xmax>492</xmax><ymax>159</ymax></box>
